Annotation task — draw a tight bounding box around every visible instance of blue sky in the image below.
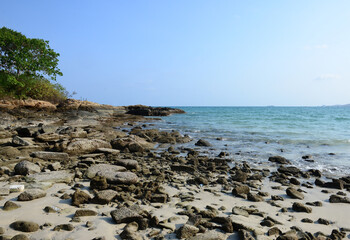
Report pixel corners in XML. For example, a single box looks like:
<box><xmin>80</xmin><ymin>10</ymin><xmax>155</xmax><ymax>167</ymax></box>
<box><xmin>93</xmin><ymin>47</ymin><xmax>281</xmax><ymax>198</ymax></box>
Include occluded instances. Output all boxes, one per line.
<box><xmin>1</xmin><ymin>1</ymin><xmax>350</xmax><ymax>106</ymax></box>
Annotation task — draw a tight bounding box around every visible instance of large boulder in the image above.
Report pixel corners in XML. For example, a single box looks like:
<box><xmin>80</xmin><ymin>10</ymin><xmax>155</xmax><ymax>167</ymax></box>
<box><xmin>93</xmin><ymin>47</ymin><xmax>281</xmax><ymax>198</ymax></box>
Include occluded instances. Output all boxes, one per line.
<box><xmin>14</xmin><ymin>161</ymin><xmax>41</xmax><ymax>176</ymax></box>
<box><xmin>65</xmin><ymin>138</ymin><xmax>112</xmax><ymax>154</ymax></box>
<box><xmin>111</xmin><ymin>135</ymin><xmax>154</xmax><ymax>152</ymax></box>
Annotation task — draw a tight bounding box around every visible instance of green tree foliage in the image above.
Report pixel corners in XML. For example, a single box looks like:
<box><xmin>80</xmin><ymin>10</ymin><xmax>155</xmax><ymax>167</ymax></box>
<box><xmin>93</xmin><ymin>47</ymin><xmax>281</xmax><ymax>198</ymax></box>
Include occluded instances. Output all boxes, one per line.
<box><xmin>0</xmin><ymin>27</ymin><xmax>67</xmax><ymax>102</ymax></box>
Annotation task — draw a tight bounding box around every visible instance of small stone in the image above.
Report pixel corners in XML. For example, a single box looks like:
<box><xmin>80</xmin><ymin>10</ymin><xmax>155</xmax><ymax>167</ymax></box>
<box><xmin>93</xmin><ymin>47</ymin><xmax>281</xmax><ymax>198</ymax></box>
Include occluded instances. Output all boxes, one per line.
<box><xmin>17</xmin><ymin>189</ymin><xmax>46</xmax><ymax>201</ymax></box>
<box><xmin>286</xmin><ymin>188</ymin><xmax>304</xmax><ymax>200</ymax></box>
<box><xmin>232</xmin><ymin>207</ymin><xmax>249</xmax><ymax>217</ymax></box>
<box><xmin>260</xmin><ymin>219</ymin><xmax>274</xmax><ymax>227</ymax></box>
<box><xmin>74</xmin><ymin>209</ymin><xmax>98</xmax><ymax>217</ymax></box>
<box><xmin>301</xmin><ymin>218</ymin><xmax>313</xmax><ymax>223</ymax></box>
<box><xmin>14</xmin><ymin>161</ymin><xmax>40</xmax><ymax>176</ymax></box>
<box><xmin>53</xmin><ymin>224</ymin><xmax>74</xmax><ymax>231</ymax></box>
<box><xmin>11</xmin><ymin>234</ymin><xmax>29</xmax><ymax>240</ymax></box>
<box><xmin>267</xmin><ymin>227</ymin><xmax>282</xmax><ymax>236</ymax></box>
<box><xmin>195</xmin><ymin>139</ymin><xmax>211</xmax><ymax>147</ymax></box>
<box><xmin>292</xmin><ymin>202</ymin><xmax>312</xmax><ymax>213</ymax></box>
<box><xmin>3</xmin><ymin>201</ymin><xmax>21</xmax><ymax>211</ymax></box>
<box><xmin>317</xmin><ymin>218</ymin><xmax>330</xmax><ymax>225</ymax></box>
<box><xmin>110</xmin><ymin>207</ymin><xmax>142</xmax><ymax>224</ymax></box>
<box><xmin>176</xmin><ymin>224</ymin><xmax>199</xmax><ymax>239</ymax></box>
<box><xmin>92</xmin><ymin>189</ymin><xmax>117</xmax><ymax>204</ymax></box>
<box><xmin>247</xmin><ymin>193</ymin><xmax>264</xmax><ymax>202</ymax></box>
<box><xmin>72</xmin><ymin>189</ymin><xmax>91</xmax><ymax>206</ymax></box>
<box><xmin>329</xmin><ymin>195</ymin><xmax>350</xmax><ymax>203</ymax></box>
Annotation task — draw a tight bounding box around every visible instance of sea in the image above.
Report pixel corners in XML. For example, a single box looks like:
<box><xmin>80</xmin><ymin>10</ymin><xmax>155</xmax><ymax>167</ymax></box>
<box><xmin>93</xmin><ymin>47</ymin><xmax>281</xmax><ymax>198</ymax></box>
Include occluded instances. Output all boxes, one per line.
<box><xmin>152</xmin><ymin>106</ymin><xmax>350</xmax><ymax>177</ymax></box>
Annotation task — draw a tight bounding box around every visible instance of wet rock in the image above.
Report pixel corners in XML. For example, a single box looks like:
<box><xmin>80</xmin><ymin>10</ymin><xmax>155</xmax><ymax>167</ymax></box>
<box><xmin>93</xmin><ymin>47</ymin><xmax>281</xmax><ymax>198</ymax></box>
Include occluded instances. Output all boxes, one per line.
<box><xmin>65</xmin><ymin>139</ymin><xmax>112</xmax><ymax>154</ymax></box>
<box><xmin>14</xmin><ymin>161</ymin><xmax>40</xmax><ymax>176</ymax></box>
<box><xmin>53</xmin><ymin>224</ymin><xmax>74</xmax><ymax>231</ymax></box>
<box><xmin>176</xmin><ymin>224</ymin><xmax>199</xmax><ymax>239</ymax></box>
<box><xmin>286</xmin><ymin>188</ymin><xmax>304</xmax><ymax>200</ymax></box>
<box><xmin>31</xmin><ymin>151</ymin><xmax>69</xmax><ymax>161</ymax></box>
<box><xmin>74</xmin><ymin>209</ymin><xmax>98</xmax><ymax>217</ymax></box>
<box><xmin>85</xmin><ymin>164</ymin><xmax>126</xmax><ymax>179</ymax></box>
<box><xmin>110</xmin><ymin>207</ymin><xmax>143</xmax><ymax>224</ymax></box>
<box><xmin>10</xmin><ymin>221</ymin><xmax>39</xmax><ymax>232</ymax></box>
<box><xmin>329</xmin><ymin>195</ymin><xmax>350</xmax><ymax>203</ymax></box>
<box><xmin>92</xmin><ymin>189</ymin><xmax>118</xmax><ymax>204</ymax></box>
<box><xmin>3</xmin><ymin>201</ymin><xmax>20</xmax><ymax>211</ymax></box>
<box><xmin>72</xmin><ymin>189</ymin><xmax>91</xmax><ymax>206</ymax></box>
<box><xmin>12</xmin><ymin>136</ymin><xmax>31</xmax><ymax>146</ymax></box>
<box><xmin>268</xmin><ymin>156</ymin><xmax>290</xmax><ymax>164</ymax></box>
<box><xmin>17</xmin><ymin>189</ymin><xmax>46</xmax><ymax>201</ymax></box>
<box><xmin>195</xmin><ymin>139</ymin><xmax>211</xmax><ymax>147</ymax></box>
<box><xmin>188</xmin><ymin>230</ymin><xmax>227</xmax><ymax>240</ymax></box>
<box><xmin>308</xmin><ymin>169</ymin><xmax>322</xmax><ymax>178</ymax></box>
<box><xmin>292</xmin><ymin>202</ymin><xmax>312</xmax><ymax>213</ymax></box>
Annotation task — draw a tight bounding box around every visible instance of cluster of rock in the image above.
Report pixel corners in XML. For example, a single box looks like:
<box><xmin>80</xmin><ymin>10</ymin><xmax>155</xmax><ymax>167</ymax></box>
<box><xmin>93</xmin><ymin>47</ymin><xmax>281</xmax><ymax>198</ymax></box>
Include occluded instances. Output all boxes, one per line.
<box><xmin>0</xmin><ymin>105</ymin><xmax>349</xmax><ymax>239</ymax></box>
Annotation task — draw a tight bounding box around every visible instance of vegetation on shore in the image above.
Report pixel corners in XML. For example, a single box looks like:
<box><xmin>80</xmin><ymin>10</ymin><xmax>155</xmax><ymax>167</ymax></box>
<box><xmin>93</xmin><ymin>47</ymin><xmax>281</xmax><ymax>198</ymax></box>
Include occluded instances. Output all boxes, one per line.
<box><xmin>0</xmin><ymin>27</ymin><xmax>68</xmax><ymax>103</ymax></box>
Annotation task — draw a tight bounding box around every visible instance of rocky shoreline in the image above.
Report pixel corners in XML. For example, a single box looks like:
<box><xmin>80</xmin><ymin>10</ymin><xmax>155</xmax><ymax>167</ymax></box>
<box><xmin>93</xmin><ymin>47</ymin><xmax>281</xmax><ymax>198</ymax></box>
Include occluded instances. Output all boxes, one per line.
<box><xmin>0</xmin><ymin>101</ymin><xmax>349</xmax><ymax>240</ymax></box>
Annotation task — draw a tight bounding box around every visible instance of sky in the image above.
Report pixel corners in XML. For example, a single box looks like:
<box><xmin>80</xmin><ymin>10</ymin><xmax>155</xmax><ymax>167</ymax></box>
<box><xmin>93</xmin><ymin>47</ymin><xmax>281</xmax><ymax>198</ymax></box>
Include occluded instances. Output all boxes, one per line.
<box><xmin>1</xmin><ymin>1</ymin><xmax>350</xmax><ymax>106</ymax></box>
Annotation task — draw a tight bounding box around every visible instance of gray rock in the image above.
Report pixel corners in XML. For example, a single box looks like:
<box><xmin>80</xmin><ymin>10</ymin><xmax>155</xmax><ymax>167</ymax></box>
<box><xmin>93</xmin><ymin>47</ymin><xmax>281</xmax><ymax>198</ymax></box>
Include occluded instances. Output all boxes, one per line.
<box><xmin>97</xmin><ymin>171</ymin><xmax>139</xmax><ymax>185</ymax></box>
<box><xmin>0</xmin><ymin>187</ymin><xmax>10</xmax><ymax>196</ymax></box>
<box><xmin>232</xmin><ymin>207</ymin><xmax>249</xmax><ymax>217</ymax></box>
<box><xmin>188</xmin><ymin>230</ymin><xmax>227</xmax><ymax>240</ymax></box>
<box><xmin>195</xmin><ymin>139</ymin><xmax>211</xmax><ymax>147</ymax></box>
<box><xmin>247</xmin><ymin>193</ymin><xmax>264</xmax><ymax>202</ymax></box>
<box><xmin>115</xmin><ymin>159</ymin><xmax>139</xmax><ymax>170</ymax></box>
<box><xmin>12</xmin><ymin>136</ymin><xmax>31</xmax><ymax>146</ymax></box>
<box><xmin>65</xmin><ymin>139</ymin><xmax>112</xmax><ymax>154</ymax></box>
<box><xmin>3</xmin><ymin>201</ymin><xmax>21</xmax><ymax>211</ymax></box>
<box><xmin>11</xmin><ymin>234</ymin><xmax>29</xmax><ymax>240</ymax></box>
<box><xmin>48</xmin><ymin>162</ymin><xmax>61</xmax><ymax>171</ymax></box>
<box><xmin>26</xmin><ymin>170</ymin><xmax>74</xmax><ymax>184</ymax></box>
<box><xmin>92</xmin><ymin>189</ymin><xmax>118</xmax><ymax>204</ymax></box>
<box><xmin>268</xmin><ymin>156</ymin><xmax>290</xmax><ymax>164</ymax></box>
<box><xmin>10</xmin><ymin>221</ymin><xmax>39</xmax><ymax>232</ymax></box>
<box><xmin>14</xmin><ymin>161</ymin><xmax>40</xmax><ymax>176</ymax></box>
<box><xmin>17</xmin><ymin>189</ymin><xmax>46</xmax><ymax>201</ymax></box>
<box><xmin>286</xmin><ymin>188</ymin><xmax>304</xmax><ymax>200</ymax></box>
<box><xmin>329</xmin><ymin>195</ymin><xmax>350</xmax><ymax>203</ymax></box>
<box><xmin>85</xmin><ymin>164</ymin><xmax>126</xmax><ymax>179</ymax></box>
<box><xmin>110</xmin><ymin>207</ymin><xmax>143</xmax><ymax>224</ymax></box>
<box><xmin>31</xmin><ymin>151</ymin><xmax>69</xmax><ymax>161</ymax></box>
<box><xmin>96</xmin><ymin>148</ymin><xmax>120</xmax><ymax>155</ymax></box>
<box><xmin>232</xmin><ymin>170</ymin><xmax>248</xmax><ymax>183</ymax></box>
<box><xmin>72</xmin><ymin>189</ymin><xmax>91</xmax><ymax>207</ymax></box>
<box><xmin>74</xmin><ymin>209</ymin><xmax>98</xmax><ymax>217</ymax></box>
<box><xmin>53</xmin><ymin>224</ymin><xmax>74</xmax><ymax>231</ymax></box>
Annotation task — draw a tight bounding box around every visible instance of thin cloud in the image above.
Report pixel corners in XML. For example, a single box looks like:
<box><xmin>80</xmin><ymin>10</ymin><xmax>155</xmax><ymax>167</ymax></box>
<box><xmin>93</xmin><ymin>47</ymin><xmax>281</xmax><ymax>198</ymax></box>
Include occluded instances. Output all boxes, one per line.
<box><xmin>314</xmin><ymin>74</ymin><xmax>341</xmax><ymax>81</ymax></box>
<box><xmin>304</xmin><ymin>44</ymin><xmax>329</xmax><ymax>50</ymax></box>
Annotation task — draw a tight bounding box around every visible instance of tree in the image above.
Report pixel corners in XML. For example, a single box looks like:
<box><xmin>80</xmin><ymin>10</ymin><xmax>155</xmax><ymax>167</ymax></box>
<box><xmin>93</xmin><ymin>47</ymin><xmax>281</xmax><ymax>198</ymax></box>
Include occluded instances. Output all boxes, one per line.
<box><xmin>0</xmin><ymin>27</ymin><xmax>63</xmax><ymax>99</ymax></box>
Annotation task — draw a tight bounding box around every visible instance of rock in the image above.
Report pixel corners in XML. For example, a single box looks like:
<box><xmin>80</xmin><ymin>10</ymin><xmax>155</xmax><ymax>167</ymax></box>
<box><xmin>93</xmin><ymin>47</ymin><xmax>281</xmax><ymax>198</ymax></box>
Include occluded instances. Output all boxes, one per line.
<box><xmin>120</xmin><ymin>222</ymin><xmax>142</xmax><ymax>240</ymax></box>
<box><xmin>16</xmin><ymin>126</ymin><xmax>39</xmax><ymax>137</ymax></box>
<box><xmin>271</xmin><ymin>195</ymin><xmax>284</xmax><ymax>201</ymax></box>
<box><xmin>301</xmin><ymin>218</ymin><xmax>313</xmax><ymax>223</ymax></box>
<box><xmin>92</xmin><ymin>189</ymin><xmax>118</xmax><ymax>204</ymax></box>
<box><xmin>115</xmin><ymin>159</ymin><xmax>139</xmax><ymax>170</ymax></box>
<box><xmin>74</xmin><ymin>209</ymin><xmax>98</xmax><ymax>217</ymax></box>
<box><xmin>306</xmin><ymin>201</ymin><xmax>322</xmax><ymax>207</ymax></box>
<box><xmin>44</xmin><ymin>206</ymin><xmax>61</xmax><ymax>213</ymax></box>
<box><xmin>247</xmin><ymin>193</ymin><xmax>264</xmax><ymax>202</ymax></box>
<box><xmin>329</xmin><ymin>195</ymin><xmax>350</xmax><ymax>203</ymax></box>
<box><xmin>31</xmin><ymin>151</ymin><xmax>69</xmax><ymax>161</ymax></box>
<box><xmin>260</xmin><ymin>219</ymin><xmax>274</xmax><ymax>227</ymax></box>
<box><xmin>35</xmin><ymin>133</ymin><xmax>61</xmax><ymax>142</ymax></box>
<box><xmin>232</xmin><ymin>185</ymin><xmax>250</xmax><ymax>197</ymax></box>
<box><xmin>96</xmin><ymin>171</ymin><xmax>139</xmax><ymax>185</ymax></box>
<box><xmin>195</xmin><ymin>139</ymin><xmax>211</xmax><ymax>147</ymax></box>
<box><xmin>268</xmin><ymin>156</ymin><xmax>290</xmax><ymax>164</ymax></box>
<box><xmin>10</xmin><ymin>221</ymin><xmax>39</xmax><ymax>232</ymax></box>
<box><xmin>65</xmin><ymin>139</ymin><xmax>112</xmax><ymax>154</ymax></box>
<box><xmin>96</xmin><ymin>148</ymin><xmax>120</xmax><ymax>155</ymax></box>
<box><xmin>90</xmin><ymin>176</ymin><xmax>108</xmax><ymax>190</ymax></box>
<box><xmin>188</xmin><ymin>230</ymin><xmax>227</xmax><ymax>240</ymax></box>
<box><xmin>187</xmin><ymin>215</ymin><xmax>202</xmax><ymax>227</ymax></box>
<box><xmin>232</xmin><ymin>170</ymin><xmax>248</xmax><ymax>183</ymax></box>
<box><xmin>110</xmin><ymin>207</ymin><xmax>143</xmax><ymax>224</ymax></box>
<box><xmin>0</xmin><ymin>227</ymin><xmax>4</xmax><ymax>234</ymax></box>
<box><xmin>85</xmin><ymin>164</ymin><xmax>126</xmax><ymax>179</ymax></box>
<box><xmin>238</xmin><ymin>229</ymin><xmax>255</xmax><ymax>240</ymax></box>
<box><xmin>12</xmin><ymin>136</ymin><xmax>31</xmax><ymax>146</ymax></box>
<box><xmin>14</xmin><ymin>161</ymin><xmax>40</xmax><ymax>176</ymax></box>
<box><xmin>72</xmin><ymin>189</ymin><xmax>91</xmax><ymax>206</ymax></box>
<box><xmin>53</xmin><ymin>224</ymin><xmax>74</xmax><ymax>231</ymax></box>
<box><xmin>176</xmin><ymin>224</ymin><xmax>199</xmax><ymax>239</ymax></box>
<box><xmin>278</xmin><ymin>166</ymin><xmax>301</xmax><ymax>176</ymax></box>
<box><xmin>48</xmin><ymin>162</ymin><xmax>61</xmax><ymax>171</ymax></box>
<box><xmin>111</xmin><ymin>135</ymin><xmax>154</xmax><ymax>152</ymax></box>
<box><xmin>171</xmin><ymin>165</ymin><xmax>196</xmax><ymax>173</ymax></box>
<box><xmin>286</xmin><ymin>188</ymin><xmax>304</xmax><ymax>200</ymax></box>
<box><xmin>232</xmin><ymin>207</ymin><xmax>249</xmax><ymax>217</ymax></box>
<box><xmin>151</xmin><ymin>194</ymin><xmax>168</xmax><ymax>203</ymax></box>
<box><xmin>0</xmin><ymin>146</ymin><xmax>21</xmax><ymax>159</ymax></box>
<box><xmin>3</xmin><ymin>201</ymin><xmax>20</xmax><ymax>211</ymax></box>
<box><xmin>0</xmin><ymin>187</ymin><xmax>10</xmax><ymax>196</ymax></box>
<box><xmin>292</xmin><ymin>202</ymin><xmax>312</xmax><ymax>213</ymax></box>
<box><xmin>267</xmin><ymin>227</ymin><xmax>282</xmax><ymax>236</ymax></box>
<box><xmin>17</xmin><ymin>189</ymin><xmax>46</xmax><ymax>201</ymax></box>
<box><xmin>11</xmin><ymin>234</ymin><xmax>29</xmax><ymax>240</ymax></box>
<box><xmin>126</xmin><ymin>105</ymin><xmax>185</xmax><ymax>116</ymax></box>
<box><xmin>26</xmin><ymin>170</ymin><xmax>74</xmax><ymax>184</ymax></box>
<box><xmin>323</xmin><ymin>179</ymin><xmax>345</xmax><ymax>190</ymax></box>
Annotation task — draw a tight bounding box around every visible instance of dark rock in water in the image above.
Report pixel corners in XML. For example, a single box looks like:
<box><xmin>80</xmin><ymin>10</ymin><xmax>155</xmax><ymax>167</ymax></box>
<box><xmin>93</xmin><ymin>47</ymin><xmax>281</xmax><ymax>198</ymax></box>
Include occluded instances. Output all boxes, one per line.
<box><xmin>323</xmin><ymin>179</ymin><xmax>345</xmax><ymax>190</ymax></box>
<box><xmin>315</xmin><ymin>178</ymin><xmax>325</xmax><ymax>187</ymax></box>
<box><xmin>308</xmin><ymin>169</ymin><xmax>322</xmax><ymax>178</ymax></box>
<box><xmin>329</xmin><ymin>195</ymin><xmax>350</xmax><ymax>204</ymax></box>
<box><xmin>290</xmin><ymin>178</ymin><xmax>300</xmax><ymax>185</ymax></box>
<box><xmin>232</xmin><ymin>170</ymin><xmax>248</xmax><ymax>183</ymax></box>
<box><xmin>53</xmin><ymin>224</ymin><xmax>74</xmax><ymax>231</ymax></box>
<box><xmin>218</xmin><ymin>152</ymin><xmax>229</xmax><ymax>158</ymax></box>
<box><xmin>110</xmin><ymin>207</ymin><xmax>143</xmax><ymax>224</ymax></box>
<box><xmin>74</xmin><ymin>209</ymin><xmax>98</xmax><ymax>217</ymax></box>
<box><xmin>317</xmin><ymin>218</ymin><xmax>330</xmax><ymax>225</ymax></box>
<box><xmin>126</xmin><ymin>105</ymin><xmax>185</xmax><ymax>116</ymax></box>
<box><xmin>72</xmin><ymin>189</ymin><xmax>91</xmax><ymax>206</ymax></box>
<box><xmin>18</xmin><ymin>189</ymin><xmax>46</xmax><ymax>201</ymax></box>
<box><xmin>176</xmin><ymin>224</ymin><xmax>199</xmax><ymax>239</ymax></box>
<box><xmin>195</xmin><ymin>139</ymin><xmax>211</xmax><ymax>147</ymax></box>
<box><xmin>292</xmin><ymin>202</ymin><xmax>312</xmax><ymax>213</ymax></box>
<box><xmin>268</xmin><ymin>156</ymin><xmax>290</xmax><ymax>164</ymax></box>
<box><xmin>302</xmin><ymin>155</ymin><xmax>312</xmax><ymax>160</ymax></box>
<box><xmin>10</xmin><ymin>221</ymin><xmax>39</xmax><ymax>232</ymax></box>
<box><xmin>286</xmin><ymin>187</ymin><xmax>304</xmax><ymax>200</ymax></box>
<box><xmin>14</xmin><ymin>161</ymin><xmax>41</xmax><ymax>176</ymax></box>
<box><xmin>3</xmin><ymin>201</ymin><xmax>21</xmax><ymax>211</ymax></box>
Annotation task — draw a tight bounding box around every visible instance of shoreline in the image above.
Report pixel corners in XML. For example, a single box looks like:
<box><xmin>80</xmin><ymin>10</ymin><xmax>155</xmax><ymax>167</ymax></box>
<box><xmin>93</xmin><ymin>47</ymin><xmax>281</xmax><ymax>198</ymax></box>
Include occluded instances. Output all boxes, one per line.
<box><xmin>0</xmin><ymin>102</ymin><xmax>349</xmax><ymax>240</ymax></box>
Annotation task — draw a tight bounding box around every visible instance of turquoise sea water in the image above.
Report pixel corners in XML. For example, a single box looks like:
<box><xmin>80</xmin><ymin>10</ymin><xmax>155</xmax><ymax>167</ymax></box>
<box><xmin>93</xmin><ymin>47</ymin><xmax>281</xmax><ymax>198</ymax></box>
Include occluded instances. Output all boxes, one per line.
<box><xmin>154</xmin><ymin>106</ymin><xmax>350</xmax><ymax>176</ymax></box>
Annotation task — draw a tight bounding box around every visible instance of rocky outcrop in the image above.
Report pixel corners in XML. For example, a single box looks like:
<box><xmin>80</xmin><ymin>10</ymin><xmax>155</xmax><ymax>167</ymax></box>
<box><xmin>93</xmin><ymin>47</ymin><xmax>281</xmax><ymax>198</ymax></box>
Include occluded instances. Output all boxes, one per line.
<box><xmin>126</xmin><ymin>105</ymin><xmax>185</xmax><ymax>116</ymax></box>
